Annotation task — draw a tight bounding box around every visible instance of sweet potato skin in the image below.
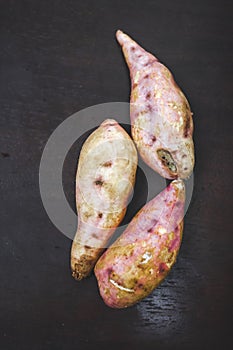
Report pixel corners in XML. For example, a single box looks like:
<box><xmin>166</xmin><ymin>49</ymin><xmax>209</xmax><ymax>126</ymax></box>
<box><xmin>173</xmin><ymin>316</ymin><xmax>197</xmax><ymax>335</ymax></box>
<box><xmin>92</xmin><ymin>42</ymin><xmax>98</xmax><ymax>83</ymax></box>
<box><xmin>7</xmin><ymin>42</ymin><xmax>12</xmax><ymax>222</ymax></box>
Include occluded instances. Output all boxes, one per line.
<box><xmin>94</xmin><ymin>180</ymin><xmax>185</xmax><ymax>308</ymax></box>
<box><xmin>116</xmin><ymin>30</ymin><xmax>194</xmax><ymax>179</ymax></box>
<box><xmin>71</xmin><ymin>119</ymin><xmax>138</xmax><ymax>280</ymax></box>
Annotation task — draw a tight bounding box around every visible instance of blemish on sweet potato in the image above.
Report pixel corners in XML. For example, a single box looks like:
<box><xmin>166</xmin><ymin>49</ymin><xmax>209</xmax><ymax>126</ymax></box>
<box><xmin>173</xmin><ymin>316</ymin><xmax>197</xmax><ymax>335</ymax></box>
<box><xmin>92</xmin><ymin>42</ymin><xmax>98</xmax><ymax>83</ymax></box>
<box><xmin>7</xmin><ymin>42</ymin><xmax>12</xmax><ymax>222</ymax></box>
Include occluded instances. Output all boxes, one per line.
<box><xmin>94</xmin><ymin>179</ymin><xmax>103</xmax><ymax>186</ymax></box>
<box><xmin>107</xmin><ymin>267</ymin><xmax>113</xmax><ymax>275</ymax></box>
<box><xmin>183</xmin><ymin>111</ymin><xmax>191</xmax><ymax>138</ymax></box>
<box><xmin>72</xmin><ymin>256</ymin><xmax>95</xmax><ymax>280</ymax></box>
<box><xmin>103</xmin><ymin>161</ymin><xmax>112</xmax><ymax>167</ymax></box>
<box><xmin>151</xmin><ymin>135</ymin><xmax>156</xmax><ymax>142</ymax></box>
<box><xmin>157</xmin><ymin>149</ymin><xmax>177</xmax><ymax>174</ymax></box>
<box><xmin>158</xmin><ymin>262</ymin><xmax>167</xmax><ymax>273</ymax></box>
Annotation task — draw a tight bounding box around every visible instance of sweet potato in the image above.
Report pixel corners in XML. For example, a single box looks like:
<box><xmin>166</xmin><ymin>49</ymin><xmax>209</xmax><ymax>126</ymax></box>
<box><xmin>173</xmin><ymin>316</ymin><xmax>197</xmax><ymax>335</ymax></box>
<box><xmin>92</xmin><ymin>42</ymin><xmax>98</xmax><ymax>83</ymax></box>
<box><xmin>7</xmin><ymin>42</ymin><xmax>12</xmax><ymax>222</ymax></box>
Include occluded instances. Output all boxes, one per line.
<box><xmin>116</xmin><ymin>30</ymin><xmax>195</xmax><ymax>179</ymax></box>
<box><xmin>71</xmin><ymin>119</ymin><xmax>138</xmax><ymax>280</ymax></box>
<box><xmin>95</xmin><ymin>179</ymin><xmax>185</xmax><ymax>308</ymax></box>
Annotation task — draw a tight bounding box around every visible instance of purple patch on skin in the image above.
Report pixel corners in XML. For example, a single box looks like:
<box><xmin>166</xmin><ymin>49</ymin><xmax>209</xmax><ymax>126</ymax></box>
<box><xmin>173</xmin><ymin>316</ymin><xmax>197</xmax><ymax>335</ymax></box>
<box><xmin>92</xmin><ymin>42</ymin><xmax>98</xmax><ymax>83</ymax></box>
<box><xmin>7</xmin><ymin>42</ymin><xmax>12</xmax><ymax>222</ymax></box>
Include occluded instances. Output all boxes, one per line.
<box><xmin>168</xmin><ymin>234</ymin><xmax>180</xmax><ymax>252</ymax></box>
<box><xmin>158</xmin><ymin>262</ymin><xmax>167</xmax><ymax>273</ymax></box>
<box><xmin>107</xmin><ymin>267</ymin><xmax>113</xmax><ymax>275</ymax></box>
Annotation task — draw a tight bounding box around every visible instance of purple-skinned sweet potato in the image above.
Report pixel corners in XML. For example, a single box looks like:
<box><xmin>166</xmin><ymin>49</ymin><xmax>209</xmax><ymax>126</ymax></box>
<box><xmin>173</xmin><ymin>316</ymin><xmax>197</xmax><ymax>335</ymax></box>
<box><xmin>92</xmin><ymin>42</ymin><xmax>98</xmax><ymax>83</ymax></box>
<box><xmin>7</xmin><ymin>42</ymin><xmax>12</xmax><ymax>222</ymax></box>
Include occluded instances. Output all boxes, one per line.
<box><xmin>116</xmin><ymin>30</ymin><xmax>194</xmax><ymax>179</ymax></box>
<box><xmin>71</xmin><ymin>119</ymin><xmax>137</xmax><ymax>280</ymax></box>
<box><xmin>94</xmin><ymin>179</ymin><xmax>185</xmax><ymax>308</ymax></box>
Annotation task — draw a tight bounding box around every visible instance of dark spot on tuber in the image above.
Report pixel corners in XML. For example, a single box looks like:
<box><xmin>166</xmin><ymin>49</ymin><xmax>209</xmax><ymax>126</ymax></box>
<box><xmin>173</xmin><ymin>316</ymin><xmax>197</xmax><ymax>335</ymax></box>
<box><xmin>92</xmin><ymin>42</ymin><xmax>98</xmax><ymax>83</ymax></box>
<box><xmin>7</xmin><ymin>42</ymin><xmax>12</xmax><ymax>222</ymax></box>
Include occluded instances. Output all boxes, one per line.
<box><xmin>147</xmin><ymin>218</ymin><xmax>158</xmax><ymax>233</ymax></box>
<box><xmin>183</xmin><ymin>110</ymin><xmax>191</xmax><ymax>137</ymax></box>
<box><xmin>157</xmin><ymin>149</ymin><xmax>177</xmax><ymax>173</ymax></box>
<box><xmin>98</xmin><ymin>213</ymin><xmax>103</xmax><ymax>218</ymax></box>
<box><xmin>107</xmin><ymin>267</ymin><xmax>113</xmax><ymax>275</ymax></box>
<box><xmin>94</xmin><ymin>179</ymin><xmax>103</xmax><ymax>186</ymax></box>
<box><xmin>146</xmin><ymin>92</ymin><xmax>151</xmax><ymax>99</ymax></box>
<box><xmin>151</xmin><ymin>135</ymin><xmax>156</xmax><ymax>142</ymax></box>
<box><xmin>103</xmin><ymin>161</ymin><xmax>112</xmax><ymax>167</ymax></box>
<box><xmin>158</xmin><ymin>262</ymin><xmax>167</xmax><ymax>273</ymax></box>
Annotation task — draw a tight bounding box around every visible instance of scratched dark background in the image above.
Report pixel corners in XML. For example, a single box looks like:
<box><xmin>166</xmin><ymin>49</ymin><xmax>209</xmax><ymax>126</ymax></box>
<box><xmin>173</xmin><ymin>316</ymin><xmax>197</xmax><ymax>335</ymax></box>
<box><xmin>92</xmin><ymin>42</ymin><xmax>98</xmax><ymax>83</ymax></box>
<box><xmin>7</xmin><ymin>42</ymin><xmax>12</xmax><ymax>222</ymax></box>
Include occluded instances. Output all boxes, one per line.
<box><xmin>0</xmin><ymin>0</ymin><xmax>232</xmax><ymax>349</ymax></box>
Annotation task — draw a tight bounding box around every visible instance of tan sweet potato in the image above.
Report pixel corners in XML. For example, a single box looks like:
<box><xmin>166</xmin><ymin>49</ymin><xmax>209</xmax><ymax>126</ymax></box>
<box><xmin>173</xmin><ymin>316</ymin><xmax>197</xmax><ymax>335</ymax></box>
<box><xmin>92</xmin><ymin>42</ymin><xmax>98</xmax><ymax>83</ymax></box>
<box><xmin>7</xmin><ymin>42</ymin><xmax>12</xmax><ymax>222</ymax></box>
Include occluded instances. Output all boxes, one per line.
<box><xmin>71</xmin><ymin>119</ymin><xmax>138</xmax><ymax>280</ymax></box>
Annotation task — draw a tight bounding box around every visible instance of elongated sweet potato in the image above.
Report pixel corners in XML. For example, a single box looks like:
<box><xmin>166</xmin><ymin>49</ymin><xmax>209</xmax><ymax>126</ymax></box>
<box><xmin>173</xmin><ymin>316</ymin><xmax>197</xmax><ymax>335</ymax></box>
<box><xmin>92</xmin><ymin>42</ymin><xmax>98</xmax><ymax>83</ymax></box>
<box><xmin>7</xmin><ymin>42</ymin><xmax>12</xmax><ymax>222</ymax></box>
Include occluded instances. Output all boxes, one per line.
<box><xmin>71</xmin><ymin>119</ymin><xmax>138</xmax><ymax>280</ymax></box>
<box><xmin>95</xmin><ymin>179</ymin><xmax>185</xmax><ymax>308</ymax></box>
<box><xmin>116</xmin><ymin>30</ymin><xmax>194</xmax><ymax>179</ymax></box>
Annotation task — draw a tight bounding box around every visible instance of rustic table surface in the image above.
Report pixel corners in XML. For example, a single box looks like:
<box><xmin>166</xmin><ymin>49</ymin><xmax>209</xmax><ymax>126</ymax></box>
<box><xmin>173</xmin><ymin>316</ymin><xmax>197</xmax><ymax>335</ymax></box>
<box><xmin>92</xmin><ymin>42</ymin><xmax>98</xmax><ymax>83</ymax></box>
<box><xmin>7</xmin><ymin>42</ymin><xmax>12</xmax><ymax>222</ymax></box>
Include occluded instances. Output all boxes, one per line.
<box><xmin>1</xmin><ymin>1</ymin><xmax>232</xmax><ymax>349</ymax></box>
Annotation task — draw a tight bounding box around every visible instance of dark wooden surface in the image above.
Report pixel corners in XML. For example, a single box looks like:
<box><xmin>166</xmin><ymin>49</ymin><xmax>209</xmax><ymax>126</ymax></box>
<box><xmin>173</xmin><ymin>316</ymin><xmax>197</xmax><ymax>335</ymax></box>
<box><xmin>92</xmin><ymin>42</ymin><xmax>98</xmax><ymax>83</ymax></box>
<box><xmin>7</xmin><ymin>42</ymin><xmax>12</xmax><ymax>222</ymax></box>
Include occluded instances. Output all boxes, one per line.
<box><xmin>0</xmin><ymin>1</ymin><xmax>232</xmax><ymax>349</ymax></box>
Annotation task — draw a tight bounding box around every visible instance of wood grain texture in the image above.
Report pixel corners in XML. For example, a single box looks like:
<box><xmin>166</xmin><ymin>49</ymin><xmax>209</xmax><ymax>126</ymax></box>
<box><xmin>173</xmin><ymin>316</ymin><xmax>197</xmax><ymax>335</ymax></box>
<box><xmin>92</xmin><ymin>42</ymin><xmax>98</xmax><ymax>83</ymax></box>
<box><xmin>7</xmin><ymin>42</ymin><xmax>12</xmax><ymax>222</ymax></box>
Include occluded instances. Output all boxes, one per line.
<box><xmin>0</xmin><ymin>0</ymin><xmax>232</xmax><ymax>349</ymax></box>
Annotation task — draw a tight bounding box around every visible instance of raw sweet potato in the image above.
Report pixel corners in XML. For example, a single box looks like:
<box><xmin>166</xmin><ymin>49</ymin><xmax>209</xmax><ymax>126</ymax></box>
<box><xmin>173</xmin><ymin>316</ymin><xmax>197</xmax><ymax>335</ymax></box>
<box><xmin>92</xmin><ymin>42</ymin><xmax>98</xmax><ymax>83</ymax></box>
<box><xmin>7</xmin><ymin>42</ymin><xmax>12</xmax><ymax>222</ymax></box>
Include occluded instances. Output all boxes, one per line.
<box><xmin>71</xmin><ymin>119</ymin><xmax>138</xmax><ymax>280</ymax></box>
<box><xmin>116</xmin><ymin>30</ymin><xmax>194</xmax><ymax>179</ymax></box>
<box><xmin>95</xmin><ymin>179</ymin><xmax>185</xmax><ymax>308</ymax></box>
